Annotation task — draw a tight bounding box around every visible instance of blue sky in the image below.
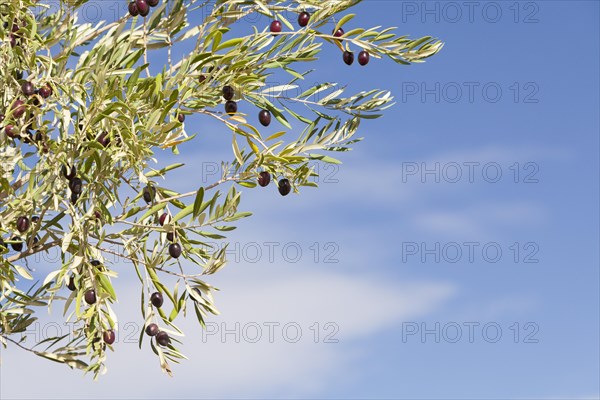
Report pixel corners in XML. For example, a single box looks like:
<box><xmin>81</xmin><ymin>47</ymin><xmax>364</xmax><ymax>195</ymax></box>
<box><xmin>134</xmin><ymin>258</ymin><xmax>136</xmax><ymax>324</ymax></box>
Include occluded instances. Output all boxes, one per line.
<box><xmin>1</xmin><ymin>1</ymin><xmax>599</xmax><ymax>399</ymax></box>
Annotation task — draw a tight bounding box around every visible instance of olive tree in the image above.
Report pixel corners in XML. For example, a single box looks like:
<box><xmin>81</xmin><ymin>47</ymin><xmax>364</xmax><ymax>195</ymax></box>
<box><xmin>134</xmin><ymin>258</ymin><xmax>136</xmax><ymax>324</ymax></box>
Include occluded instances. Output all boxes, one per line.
<box><xmin>0</xmin><ymin>0</ymin><xmax>442</xmax><ymax>377</ymax></box>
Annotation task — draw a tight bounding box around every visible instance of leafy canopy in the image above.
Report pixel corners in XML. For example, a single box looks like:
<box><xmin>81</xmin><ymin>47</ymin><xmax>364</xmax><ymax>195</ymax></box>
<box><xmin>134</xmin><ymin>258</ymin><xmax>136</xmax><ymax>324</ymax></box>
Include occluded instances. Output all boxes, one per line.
<box><xmin>0</xmin><ymin>0</ymin><xmax>442</xmax><ymax>377</ymax></box>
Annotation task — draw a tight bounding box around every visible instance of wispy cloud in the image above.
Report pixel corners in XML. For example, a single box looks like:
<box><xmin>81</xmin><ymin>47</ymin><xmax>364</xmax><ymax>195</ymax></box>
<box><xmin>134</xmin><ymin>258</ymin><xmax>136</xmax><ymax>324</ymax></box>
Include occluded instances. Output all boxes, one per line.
<box><xmin>0</xmin><ymin>266</ymin><xmax>456</xmax><ymax>399</ymax></box>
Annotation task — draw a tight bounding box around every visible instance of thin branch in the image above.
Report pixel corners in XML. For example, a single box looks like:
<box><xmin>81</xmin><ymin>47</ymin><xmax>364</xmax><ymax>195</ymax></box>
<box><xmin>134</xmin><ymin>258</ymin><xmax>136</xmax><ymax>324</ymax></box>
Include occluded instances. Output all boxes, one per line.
<box><xmin>96</xmin><ymin>245</ymin><xmax>145</xmax><ymax>266</ymax></box>
<box><xmin>197</xmin><ymin>109</ymin><xmax>271</xmax><ymax>152</ymax></box>
<box><xmin>6</xmin><ymin>240</ymin><xmax>61</xmax><ymax>264</ymax></box>
<box><xmin>1</xmin><ymin>335</ymin><xmax>38</xmax><ymax>355</ymax></box>
<box><xmin>143</xmin><ymin>18</ymin><xmax>151</xmax><ymax>78</ymax></box>
<box><xmin>113</xmin><ymin>175</ymin><xmax>236</xmax><ymax>223</ymax></box>
<box><xmin>0</xmin><ymin>173</ymin><xmax>30</xmax><ymax>201</ymax></box>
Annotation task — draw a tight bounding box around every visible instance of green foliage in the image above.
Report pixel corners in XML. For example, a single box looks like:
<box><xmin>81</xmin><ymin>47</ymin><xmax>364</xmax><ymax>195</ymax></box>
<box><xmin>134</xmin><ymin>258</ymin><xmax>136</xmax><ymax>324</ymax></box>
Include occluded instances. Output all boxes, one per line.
<box><xmin>0</xmin><ymin>0</ymin><xmax>442</xmax><ymax>377</ymax></box>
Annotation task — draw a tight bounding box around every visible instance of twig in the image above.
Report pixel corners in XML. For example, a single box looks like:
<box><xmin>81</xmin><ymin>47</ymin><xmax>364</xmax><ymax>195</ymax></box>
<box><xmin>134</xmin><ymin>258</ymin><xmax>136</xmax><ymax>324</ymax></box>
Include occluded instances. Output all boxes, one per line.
<box><xmin>143</xmin><ymin>18</ymin><xmax>150</xmax><ymax>78</ymax></box>
<box><xmin>1</xmin><ymin>335</ymin><xmax>38</xmax><ymax>355</ymax></box>
<box><xmin>7</xmin><ymin>240</ymin><xmax>61</xmax><ymax>263</ymax></box>
<box><xmin>113</xmin><ymin>176</ymin><xmax>235</xmax><ymax>222</ymax></box>
<box><xmin>197</xmin><ymin>109</ymin><xmax>271</xmax><ymax>152</ymax></box>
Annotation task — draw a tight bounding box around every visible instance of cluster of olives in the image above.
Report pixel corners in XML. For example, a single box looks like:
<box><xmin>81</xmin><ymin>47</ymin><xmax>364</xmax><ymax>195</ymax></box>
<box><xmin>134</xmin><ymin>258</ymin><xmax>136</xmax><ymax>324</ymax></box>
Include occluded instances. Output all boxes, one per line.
<box><xmin>61</xmin><ymin>164</ymin><xmax>84</xmax><ymax>204</ymax></box>
<box><xmin>220</xmin><ymin>85</ymin><xmax>273</xmax><ymax>129</ymax></box>
<box><xmin>0</xmin><ymin>215</ymin><xmax>45</xmax><ymax>254</ymax></box>
<box><xmin>269</xmin><ymin>10</ymin><xmax>311</xmax><ymax>33</ymax></box>
<box><xmin>269</xmin><ymin>12</ymin><xmax>370</xmax><ymax>67</ymax></box>
<box><xmin>163</xmin><ymin>85</ymin><xmax>290</xmax><ymax>196</ymax></box>
<box><xmin>146</xmin><ymin>292</ymin><xmax>171</xmax><ymax>346</ymax></box>
<box><xmin>98</xmin><ymin>291</ymin><xmax>171</xmax><ymax>347</ymax></box>
<box><xmin>4</xmin><ymin>19</ymin><xmax>24</xmax><ymax>49</ymax></box>
<box><xmin>63</xmin><ymin>260</ymin><xmax>118</xmax><ymax>346</ymax></box>
<box><xmin>66</xmin><ymin>260</ymin><xmax>104</xmax><ymax>302</ymax></box>
<box><xmin>142</xmin><ymin>188</ymin><xmax>183</xmax><ymax>259</ymax></box>
<box><xmin>1</xmin><ymin>78</ymin><xmax>53</xmax><ymax>144</ymax></box>
<box><xmin>257</xmin><ymin>171</ymin><xmax>292</xmax><ymax>196</ymax></box>
<box><xmin>128</xmin><ymin>0</ymin><xmax>160</xmax><ymax>18</ymax></box>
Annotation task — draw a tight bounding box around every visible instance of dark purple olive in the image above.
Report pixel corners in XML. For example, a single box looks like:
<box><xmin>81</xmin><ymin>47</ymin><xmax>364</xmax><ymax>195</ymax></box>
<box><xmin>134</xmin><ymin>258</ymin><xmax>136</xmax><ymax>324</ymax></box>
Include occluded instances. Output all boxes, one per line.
<box><xmin>11</xmin><ymin>99</ymin><xmax>25</xmax><ymax>118</ymax></box>
<box><xmin>156</xmin><ymin>331</ymin><xmax>170</xmax><ymax>347</ymax></box>
<box><xmin>358</xmin><ymin>50</ymin><xmax>370</xmax><ymax>66</ymax></box>
<box><xmin>177</xmin><ymin>113</ymin><xmax>185</xmax><ymax>123</ymax></box>
<box><xmin>21</xmin><ymin>81</ymin><xmax>35</xmax><ymax>96</ymax></box>
<box><xmin>159</xmin><ymin>213</ymin><xmax>168</xmax><ymax>226</ymax></box>
<box><xmin>166</xmin><ymin>232</ymin><xmax>174</xmax><ymax>242</ymax></box>
<box><xmin>96</xmin><ymin>131</ymin><xmax>110</xmax><ymax>147</ymax></box>
<box><xmin>17</xmin><ymin>216</ymin><xmax>30</xmax><ymax>233</ymax></box>
<box><xmin>67</xmin><ymin>275</ymin><xmax>76</xmax><ymax>291</ymax></box>
<box><xmin>147</xmin><ymin>0</ymin><xmax>159</xmax><ymax>6</ymax></box>
<box><xmin>169</xmin><ymin>243</ymin><xmax>182</xmax><ymax>258</ymax></box>
<box><xmin>343</xmin><ymin>51</ymin><xmax>354</xmax><ymax>66</ymax></box>
<box><xmin>39</xmin><ymin>85</ymin><xmax>52</xmax><ymax>99</ymax></box>
<box><xmin>91</xmin><ymin>259</ymin><xmax>101</xmax><ymax>268</ymax></box>
<box><xmin>258</xmin><ymin>171</ymin><xmax>271</xmax><ymax>187</ymax></box>
<box><xmin>103</xmin><ymin>330</ymin><xmax>116</xmax><ymax>345</ymax></box>
<box><xmin>222</xmin><ymin>85</ymin><xmax>234</xmax><ymax>101</ymax></box>
<box><xmin>5</xmin><ymin>125</ymin><xmax>18</xmax><ymax>138</ymax></box>
<box><xmin>278</xmin><ymin>179</ymin><xmax>291</xmax><ymax>196</ymax></box>
<box><xmin>69</xmin><ymin>178</ymin><xmax>83</xmax><ymax>194</ymax></box>
<box><xmin>151</xmin><ymin>292</ymin><xmax>164</xmax><ymax>307</ymax></box>
<box><xmin>136</xmin><ymin>0</ymin><xmax>149</xmax><ymax>17</ymax></box>
<box><xmin>298</xmin><ymin>12</ymin><xmax>310</xmax><ymax>27</ymax></box>
<box><xmin>145</xmin><ymin>323</ymin><xmax>159</xmax><ymax>336</ymax></box>
<box><xmin>333</xmin><ymin>27</ymin><xmax>344</xmax><ymax>38</ymax></box>
<box><xmin>62</xmin><ymin>164</ymin><xmax>77</xmax><ymax>180</ymax></box>
<box><xmin>143</xmin><ymin>186</ymin><xmax>155</xmax><ymax>203</ymax></box>
<box><xmin>258</xmin><ymin>109</ymin><xmax>271</xmax><ymax>127</ymax></box>
<box><xmin>70</xmin><ymin>192</ymin><xmax>80</xmax><ymax>204</ymax></box>
<box><xmin>10</xmin><ymin>237</ymin><xmax>23</xmax><ymax>252</ymax></box>
<box><xmin>128</xmin><ymin>1</ymin><xmax>139</xmax><ymax>16</ymax></box>
<box><xmin>225</xmin><ymin>101</ymin><xmax>237</xmax><ymax>115</ymax></box>
<box><xmin>270</xmin><ymin>20</ymin><xmax>282</xmax><ymax>34</ymax></box>
<box><xmin>84</xmin><ymin>289</ymin><xmax>96</xmax><ymax>305</ymax></box>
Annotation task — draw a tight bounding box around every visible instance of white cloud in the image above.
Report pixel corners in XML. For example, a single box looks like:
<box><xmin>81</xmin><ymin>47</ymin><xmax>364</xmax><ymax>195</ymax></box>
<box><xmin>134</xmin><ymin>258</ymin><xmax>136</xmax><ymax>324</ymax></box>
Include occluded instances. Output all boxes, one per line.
<box><xmin>0</xmin><ymin>266</ymin><xmax>455</xmax><ymax>399</ymax></box>
<box><xmin>410</xmin><ymin>201</ymin><xmax>547</xmax><ymax>240</ymax></box>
